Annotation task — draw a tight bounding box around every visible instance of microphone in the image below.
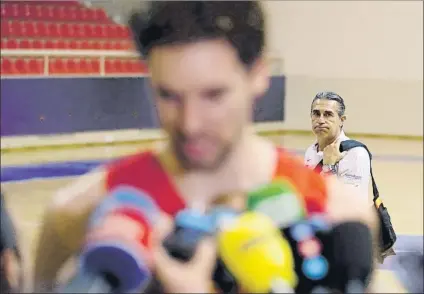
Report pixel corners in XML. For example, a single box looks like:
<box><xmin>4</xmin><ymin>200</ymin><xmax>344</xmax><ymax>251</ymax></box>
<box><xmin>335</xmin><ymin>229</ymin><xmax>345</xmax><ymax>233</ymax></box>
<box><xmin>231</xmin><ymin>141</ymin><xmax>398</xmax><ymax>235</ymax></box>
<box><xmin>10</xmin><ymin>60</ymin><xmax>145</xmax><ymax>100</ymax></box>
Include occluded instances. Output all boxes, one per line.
<box><xmin>162</xmin><ymin>206</ymin><xmax>240</xmax><ymax>293</ymax></box>
<box><xmin>58</xmin><ymin>185</ymin><xmax>160</xmax><ymax>293</ymax></box>
<box><xmin>217</xmin><ymin>211</ymin><xmax>298</xmax><ymax>293</ymax></box>
<box><xmin>163</xmin><ymin>208</ymin><xmax>215</xmax><ymax>261</ymax></box>
<box><xmin>246</xmin><ymin>181</ymin><xmax>337</xmax><ymax>293</ymax></box>
<box><xmin>330</xmin><ymin>222</ymin><xmax>374</xmax><ymax>293</ymax></box>
<box><xmin>247</xmin><ymin>180</ymin><xmax>309</xmax><ymax>229</ymax></box>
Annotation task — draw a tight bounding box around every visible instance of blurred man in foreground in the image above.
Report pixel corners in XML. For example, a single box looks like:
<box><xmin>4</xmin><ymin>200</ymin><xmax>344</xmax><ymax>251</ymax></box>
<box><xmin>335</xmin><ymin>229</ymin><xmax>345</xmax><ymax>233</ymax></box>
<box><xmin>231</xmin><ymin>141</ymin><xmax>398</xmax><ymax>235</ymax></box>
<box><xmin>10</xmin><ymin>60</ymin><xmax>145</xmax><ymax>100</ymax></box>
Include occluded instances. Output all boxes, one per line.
<box><xmin>33</xmin><ymin>2</ymin><xmax>378</xmax><ymax>292</ymax></box>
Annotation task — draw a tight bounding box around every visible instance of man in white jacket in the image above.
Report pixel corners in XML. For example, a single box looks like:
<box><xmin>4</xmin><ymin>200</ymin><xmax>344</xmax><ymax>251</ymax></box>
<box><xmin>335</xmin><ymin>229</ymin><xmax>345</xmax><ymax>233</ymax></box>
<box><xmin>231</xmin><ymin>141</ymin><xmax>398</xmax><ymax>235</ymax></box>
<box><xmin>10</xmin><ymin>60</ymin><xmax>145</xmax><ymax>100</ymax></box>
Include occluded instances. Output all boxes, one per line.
<box><xmin>304</xmin><ymin>91</ymin><xmax>371</xmax><ymax>205</ymax></box>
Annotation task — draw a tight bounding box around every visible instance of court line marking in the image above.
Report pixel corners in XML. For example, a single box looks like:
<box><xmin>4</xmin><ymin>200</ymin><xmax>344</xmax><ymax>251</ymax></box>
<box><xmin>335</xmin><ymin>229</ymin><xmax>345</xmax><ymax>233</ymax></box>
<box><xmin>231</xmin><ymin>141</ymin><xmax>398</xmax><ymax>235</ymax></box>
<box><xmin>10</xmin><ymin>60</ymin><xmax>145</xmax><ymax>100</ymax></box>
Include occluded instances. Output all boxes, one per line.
<box><xmin>1</xmin><ymin>148</ymin><xmax>422</xmax><ymax>183</ymax></box>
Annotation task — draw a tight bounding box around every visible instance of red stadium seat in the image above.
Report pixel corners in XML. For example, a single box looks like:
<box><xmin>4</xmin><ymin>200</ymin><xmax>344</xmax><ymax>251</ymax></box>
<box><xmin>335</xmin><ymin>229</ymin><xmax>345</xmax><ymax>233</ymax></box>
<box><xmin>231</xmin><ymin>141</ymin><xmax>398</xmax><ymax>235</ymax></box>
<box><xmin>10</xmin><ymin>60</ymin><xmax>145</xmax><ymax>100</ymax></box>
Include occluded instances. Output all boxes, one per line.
<box><xmin>49</xmin><ymin>58</ymin><xmax>65</xmax><ymax>74</ymax></box>
<box><xmin>114</xmin><ymin>59</ymin><xmax>124</xmax><ymax>73</ymax></box>
<box><xmin>93</xmin><ymin>24</ymin><xmax>105</xmax><ymax>38</ymax></box>
<box><xmin>15</xmin><ymin>58</ymin><xmax>27</xmax><ymax>74</ymax></box>
<box><xmin>79</xmin><ymin>58</ymin><xmax>89</xmax><ymax>73</ymax></box>
<box><xmin>4</xmin><ymin>3</ymin><xmax>16</xmax><ymax>18</ymax></box>
<box><xmin>24</xmin><ymin>21</ymin><xmax>36</xmax><ymax>37</ymax></box>
<box><xmin>91</xmin><ymin>59</ymin><xmax>100</xmax><ymax>73</ymax></box>
<box><xmin>72</xmin><ymin>23</ymin><xmax>83</xmax><ymax>38</ymax></box>
<box><xmin>68</xmin><ymin>6</ymin><xmax>78</xmax><ymax>21</ymax></box>
<box><xmin>45</xmin><ymin>39</ymin><xmax>55</xmax><ymax>49</ymax></box>
<box><xmin>35</xmin><ymin>22</ymin><xmax>47</xmax><ymax>37</ymax></box>
<box><xmin>1</xmin><ymin>21</ymin><xmax>10</xmax><ymax>37</ymax></box>
<box><xmin>113</xmin><ymin>41</ymin><xmax>123</xmax><ymax>50</ymax></box>
<box><xmin>47</xmin><ymin>23</ymin><xmax>60</xmax><ymax>37</ymax></box>
<box><xmin>102</xmin><ymin>41</ymin><xmax>113</xmax><ymax>50</ymax></box>
<box><xmin>19</xmin><ymin>39</ymin><xmax>31</xmax><ymax>49</ymax></box>
<box><xmin>1</xmin><ymin>58</ymin><xmax>14</xmax><ymax>75</ymax></box>
<box><xmin>17</xmin><ymin>4</ymin><xmax>29</xmax><ymax>18</ymax></box>
<box><xmin>6</xmin><ymin>39</ymin><xmax>18</xmax><ymax>49</ymax></box>
<box><xmin>106</xmin><ymin>24</ymin><xmax>117</xmax><ymax>38</ymax></box>
<box><xmin>105</xmin><ymin>59</ymin><xmax>114</xmax><ymax>73</ymax></box>
<box><xmin>66</xmin><ymin>59</ymin><xmax>77</xmax><ymax>73</ymax></box>
<box><xmin>79</xmin><ymin>8</ymin><xmax>88</xmax><ymax>21</ymax></box>
<box><xmin>2</xmin><ymin>4</ymin><xmax>10</xmax><ymax>18</ymax></box>
<box><xmin>85</xmin><ymin>8</ymin><xmax>95</xmax><ymax>21</ymax></box>
<box><xmin>56</xmin><ymin>39</ymin><xmax>66</xmax><ymax>49</ymax></box>
<box><xmin>33</xmin><ymin>39</ymin><xmax>43</xmax><ymax>49</ymax></box>
<box><xmin>0</xmin><ymin>39</ymin><xmax>5</xmax><ymax>49</ymax></box>
<box><xmin>80</xmin><ymin>40</ymin><xmax>90</xmax><ymax>50</ymax></box>
<box><xmin>28</xmin><ymin>58</ymin><xmax>43</xmax><ymax>74</ymax></box>
<box><xmin>83</xmin><ymin>24</ymin><xmax>93</xmax><ymax>38</ymax></box>
<box><xmin>59</xmin><ymin>23</ymin><xmax>72</xmax><ymax>38</ymax></box>
<box><xmin>40</xmin><ymin>5</ymin><xmax>49</xmax><ymax>20</ymax></box>
<box><xmin>10</xmin><ymin>21</ymin><xmax>22</xmax><ymax>37</ymax></box>
<box><xmin>28</xmin><ymin>5</ymin><xmax>40</xmax><ymax>19</ymax></box>
<box><xmin>123</xmin><ymin>59</ymin><xmax>133</xmax><ymax>73</ymax></box>
<box><xmin>116</xmin><ymin>26</ymin><xmax>130</xmax><ymax>39</ymax></box>
<box><xmin>94</xmin><ymin>8</ymin><xmax>107</xmax><ymax>21</ymax></box>
<box><xmin>53</xmin><ymin>5</ymin><xmax>64</xmax><ymax>21</ymax></box>
<box><xmin>69</xmin><ymin>39</ymin><xmax>79</xmax><ymax>49</ymax></box>
<box><xmin>93</xmin><ymin>40</ymin><xmax>102</xmax><ymax>50</ymax></box>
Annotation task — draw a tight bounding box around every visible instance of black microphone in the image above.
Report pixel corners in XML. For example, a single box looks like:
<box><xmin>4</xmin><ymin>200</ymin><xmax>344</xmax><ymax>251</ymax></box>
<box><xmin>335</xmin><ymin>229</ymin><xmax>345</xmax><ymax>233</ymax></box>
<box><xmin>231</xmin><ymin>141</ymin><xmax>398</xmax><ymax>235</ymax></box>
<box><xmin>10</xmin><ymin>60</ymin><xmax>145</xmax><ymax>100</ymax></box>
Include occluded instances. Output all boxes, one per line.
<box><xmin>331</xmin><ymin>222</ymin><xmax>374</xmax><ymax>294</ymax></box>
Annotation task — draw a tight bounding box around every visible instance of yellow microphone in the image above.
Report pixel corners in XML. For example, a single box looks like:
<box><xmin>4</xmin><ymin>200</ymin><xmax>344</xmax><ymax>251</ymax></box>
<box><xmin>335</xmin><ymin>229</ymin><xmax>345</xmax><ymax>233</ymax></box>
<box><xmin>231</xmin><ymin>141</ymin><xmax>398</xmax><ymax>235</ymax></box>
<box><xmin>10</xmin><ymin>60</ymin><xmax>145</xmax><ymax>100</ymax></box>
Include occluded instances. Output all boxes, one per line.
<box><xmin>217</xmin><ymin>211</ymin><xmax>298</xmax><ymax>293</ymax></box>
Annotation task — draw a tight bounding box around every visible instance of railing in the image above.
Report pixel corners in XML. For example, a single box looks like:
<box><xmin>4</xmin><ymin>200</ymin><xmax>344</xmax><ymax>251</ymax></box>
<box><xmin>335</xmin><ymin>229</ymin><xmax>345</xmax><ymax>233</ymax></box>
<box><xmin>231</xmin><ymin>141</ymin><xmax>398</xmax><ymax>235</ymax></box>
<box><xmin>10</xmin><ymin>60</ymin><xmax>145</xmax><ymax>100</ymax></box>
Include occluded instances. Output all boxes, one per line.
<box><xmin>1</xmin><ymin>49</ymin><xmax>141</xmax><ymax>77</ymax></box>
<box><xmin>1</xmin><ymin>49</ymin><xmax>284</xmax><ymax>76</ymax></box>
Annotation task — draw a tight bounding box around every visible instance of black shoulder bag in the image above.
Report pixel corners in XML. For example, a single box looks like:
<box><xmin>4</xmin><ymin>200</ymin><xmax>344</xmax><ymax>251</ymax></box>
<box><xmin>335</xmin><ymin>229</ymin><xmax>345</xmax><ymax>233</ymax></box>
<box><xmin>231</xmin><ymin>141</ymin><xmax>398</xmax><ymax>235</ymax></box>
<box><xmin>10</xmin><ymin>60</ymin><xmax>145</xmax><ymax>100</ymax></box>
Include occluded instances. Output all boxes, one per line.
<box><xmin>314</xmin><ymin>140</ymin><xmax>397</xmax><ymax>256</ymax></box>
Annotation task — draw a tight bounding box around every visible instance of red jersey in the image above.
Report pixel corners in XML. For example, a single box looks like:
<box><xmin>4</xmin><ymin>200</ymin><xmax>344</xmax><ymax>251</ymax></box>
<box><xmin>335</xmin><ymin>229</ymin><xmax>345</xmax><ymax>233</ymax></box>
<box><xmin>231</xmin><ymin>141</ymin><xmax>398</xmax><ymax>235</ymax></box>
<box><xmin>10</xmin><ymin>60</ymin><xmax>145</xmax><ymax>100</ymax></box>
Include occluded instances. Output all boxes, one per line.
<box><xmin>105</xmin><ymin>148</ymin><xmax>328</xmax><ymax>217</ymax></box>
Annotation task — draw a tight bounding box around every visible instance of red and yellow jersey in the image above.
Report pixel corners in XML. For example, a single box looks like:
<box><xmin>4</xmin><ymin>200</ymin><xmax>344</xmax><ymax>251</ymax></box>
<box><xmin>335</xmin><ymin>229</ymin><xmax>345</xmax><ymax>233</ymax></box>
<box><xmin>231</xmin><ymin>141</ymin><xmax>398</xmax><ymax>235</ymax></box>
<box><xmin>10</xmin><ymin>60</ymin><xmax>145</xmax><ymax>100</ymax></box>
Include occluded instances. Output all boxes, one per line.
<box><xmin>105</xmin><ymin>148</ymin><xmax>328</xmax><ymax>217</ymax></box>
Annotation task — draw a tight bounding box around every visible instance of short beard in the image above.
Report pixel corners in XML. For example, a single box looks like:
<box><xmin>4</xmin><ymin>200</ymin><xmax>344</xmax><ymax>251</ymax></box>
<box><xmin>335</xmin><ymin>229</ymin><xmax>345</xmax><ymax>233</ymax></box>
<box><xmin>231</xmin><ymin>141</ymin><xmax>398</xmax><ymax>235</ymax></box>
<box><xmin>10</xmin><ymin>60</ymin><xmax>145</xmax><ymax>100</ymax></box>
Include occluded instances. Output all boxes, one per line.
<box><xmin>172</xmin><ymin>138</ymin><xmax>233</xmax><ymax>172</ymax></box>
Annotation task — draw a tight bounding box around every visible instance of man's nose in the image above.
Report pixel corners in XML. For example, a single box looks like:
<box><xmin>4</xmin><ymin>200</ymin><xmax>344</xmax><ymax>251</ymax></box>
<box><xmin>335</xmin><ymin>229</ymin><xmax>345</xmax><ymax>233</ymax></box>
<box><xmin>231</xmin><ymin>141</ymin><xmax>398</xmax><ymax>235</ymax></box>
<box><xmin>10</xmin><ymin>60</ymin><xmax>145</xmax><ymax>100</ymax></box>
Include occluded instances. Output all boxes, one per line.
<box><xmin>179</xmin><ymin>102</ymin><xmax>202</xmax><ymax>135</ymax></box>
<box><xmin>317</xmin><ymin>115</ymin><xmax>326</xmax><ymax>123</ymax></box>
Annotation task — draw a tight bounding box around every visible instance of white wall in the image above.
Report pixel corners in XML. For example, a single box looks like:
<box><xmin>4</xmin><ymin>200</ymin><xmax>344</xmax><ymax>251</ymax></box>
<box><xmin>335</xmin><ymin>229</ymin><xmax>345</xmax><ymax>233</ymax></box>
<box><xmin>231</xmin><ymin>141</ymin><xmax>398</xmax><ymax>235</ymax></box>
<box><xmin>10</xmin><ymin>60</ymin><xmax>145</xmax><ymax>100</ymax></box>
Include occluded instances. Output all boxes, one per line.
<box><xmin>264</xmin><ymin>1</ymin><xmax>423</xmax><ymax>136</ymax></box>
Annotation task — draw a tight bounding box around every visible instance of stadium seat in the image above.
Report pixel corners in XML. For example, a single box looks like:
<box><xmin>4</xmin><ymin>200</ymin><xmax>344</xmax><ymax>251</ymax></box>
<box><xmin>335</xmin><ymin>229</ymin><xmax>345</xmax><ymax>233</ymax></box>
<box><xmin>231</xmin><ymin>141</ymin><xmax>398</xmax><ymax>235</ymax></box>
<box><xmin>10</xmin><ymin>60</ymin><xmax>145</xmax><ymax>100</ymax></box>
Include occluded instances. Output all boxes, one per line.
<box><xmin>106</xmin><ymin>24</ymin><xmax>118</xmax><ymax>38</ymax></box>
<box><xmin>56</xmin><ymin>39</ymin><xmax>66</xmax><ymax>49</ymax></box>
<box><xmin>15</xmin><ymin>58</ymin><xmax>27</xmax><ymax>74</ymax></box>
<box><xmin>93</xmin><ymin>24</ymin><xmax>106</xmax><ymax>38</ymax></box>
<box><xmin>91</xmin><ymin>59</ymin><xmax>100</xmax><ymax>73</ymax></box>
<box><xmin>94</xmin><ymin>8</ymin><xmax>107</xmax><ymax>21</ymax></box>
<box><xmin>33</xmin><ymin>39</ymin><xmax>43</xmax><ymax>49</ymax></box>
<box><xmin>45</xmin><ymin>40</ymin><xmax>55</xmax><ymax>49</ymax></box>
<box><xmin>47</xmin><ymin>23</ymin><xmax>60</xmax><ymax>37</ymax></box>
<box><xmin>66</xmin><ymin>59</ymin><xmax>78</xmax><ymax>73</ymax></box>
<box><xmin>1</xmin><ymin>58</ymin><xmax>14</xmax><ymax>75</ymax></box>
<box><xmin>28</xmin><ymin>58</ymin><xmax>43</xmax><ymax>74</ymax></box>
<box><xmin>93</xmin><ymin>40</ymin><xmax>102</xmax><ymax>50</ymax></box>
<box><xmin>1</xmin><ymin>21</ymin><xmax>9</xmax><ymax>37</ymax></box>
<box><xmin>24</xmin><ymin>21</ymin><xmax>36</xmax><ymax>37</ymax></box>
<box><xmin>35</xmin><ymin>22</ymin><xmax>47</xmax><ymax>37</ymax></box>
<box><xmin>49</xmin><ymin>58</ymin><xmax>65</xmax><ymax>74</ymax></box>
<box><xmin>6</xmin><ymin>39</ymin><xmax>18</xmax><ymax>49</ymax></box>
<box><xmin>19</xmin><ymin>39</ymin><xmax>31</xmax><ymax>49</ymax></box>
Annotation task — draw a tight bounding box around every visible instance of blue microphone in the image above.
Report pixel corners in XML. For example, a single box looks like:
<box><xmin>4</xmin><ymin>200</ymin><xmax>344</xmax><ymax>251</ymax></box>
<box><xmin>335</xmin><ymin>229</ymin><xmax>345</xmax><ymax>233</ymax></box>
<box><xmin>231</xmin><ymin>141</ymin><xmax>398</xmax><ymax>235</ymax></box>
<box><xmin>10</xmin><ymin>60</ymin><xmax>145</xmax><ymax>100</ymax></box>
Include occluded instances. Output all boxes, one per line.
<box><xmin>58</xmin><ymin>185</ymin><xmax>160</xmax><ymax>293</ymax></box>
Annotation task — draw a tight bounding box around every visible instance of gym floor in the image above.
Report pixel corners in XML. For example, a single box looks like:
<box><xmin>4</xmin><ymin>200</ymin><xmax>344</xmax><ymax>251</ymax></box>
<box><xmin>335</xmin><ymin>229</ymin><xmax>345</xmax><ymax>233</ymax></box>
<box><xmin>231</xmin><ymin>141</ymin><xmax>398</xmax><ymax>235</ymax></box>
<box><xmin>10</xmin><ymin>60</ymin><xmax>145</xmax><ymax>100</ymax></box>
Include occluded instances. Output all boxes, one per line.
<box><xmin>1</xmin><ymin>133</ymin><xmax>423</xmax><ymax>292</ymax></box>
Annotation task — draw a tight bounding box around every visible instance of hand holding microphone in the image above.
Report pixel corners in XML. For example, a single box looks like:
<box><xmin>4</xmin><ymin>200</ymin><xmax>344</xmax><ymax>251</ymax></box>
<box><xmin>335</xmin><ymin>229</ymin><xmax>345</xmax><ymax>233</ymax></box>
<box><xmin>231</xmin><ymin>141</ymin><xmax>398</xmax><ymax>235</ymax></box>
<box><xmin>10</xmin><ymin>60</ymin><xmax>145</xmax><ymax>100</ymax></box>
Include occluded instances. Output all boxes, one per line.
<box><xmin>57</xmin><ymin>185</ymin><xmax>161</xmax><ymax>293</ymax></box>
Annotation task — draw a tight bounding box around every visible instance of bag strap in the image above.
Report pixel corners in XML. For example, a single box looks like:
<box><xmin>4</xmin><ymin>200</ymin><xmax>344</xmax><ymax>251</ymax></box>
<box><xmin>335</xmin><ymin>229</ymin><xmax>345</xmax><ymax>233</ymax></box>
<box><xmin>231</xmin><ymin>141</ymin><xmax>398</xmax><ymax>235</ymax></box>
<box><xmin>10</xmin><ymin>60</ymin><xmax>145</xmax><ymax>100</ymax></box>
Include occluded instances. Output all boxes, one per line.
<box><xmin>340</xmin><ymin>140</ymin><xmax>380</xmax><ymax>202</ymax></box>
<box><xmin>313</xmin><ymin>140</ymin><xmax>380</xmax><ymax>202</ymax></box>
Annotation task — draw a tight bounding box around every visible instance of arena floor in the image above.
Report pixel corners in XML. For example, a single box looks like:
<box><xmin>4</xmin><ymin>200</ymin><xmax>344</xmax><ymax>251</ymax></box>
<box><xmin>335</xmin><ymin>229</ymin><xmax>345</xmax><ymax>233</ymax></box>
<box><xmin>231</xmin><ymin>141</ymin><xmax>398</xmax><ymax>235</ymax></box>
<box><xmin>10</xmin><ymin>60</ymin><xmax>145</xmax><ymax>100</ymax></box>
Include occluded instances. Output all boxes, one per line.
<box><xmin>1</xmin><ymin>133</ymin><xmax>423</xmax><ymax>292</ymax></box>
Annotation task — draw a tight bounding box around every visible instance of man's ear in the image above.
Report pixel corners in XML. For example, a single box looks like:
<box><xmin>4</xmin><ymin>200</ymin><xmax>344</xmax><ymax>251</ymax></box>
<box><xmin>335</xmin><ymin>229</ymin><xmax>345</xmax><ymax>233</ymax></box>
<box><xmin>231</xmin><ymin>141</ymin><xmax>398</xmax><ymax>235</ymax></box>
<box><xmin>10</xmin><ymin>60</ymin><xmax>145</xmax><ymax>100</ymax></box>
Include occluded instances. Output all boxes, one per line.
<box><xmin>341</xmin><ymin>115</ymin><xmax>347</xmax><ymax>128</ymax></box>
<box><xmin>250</xmin><ymin>57</ymin><xmax>270</xmax><ymax>99</ymax></box>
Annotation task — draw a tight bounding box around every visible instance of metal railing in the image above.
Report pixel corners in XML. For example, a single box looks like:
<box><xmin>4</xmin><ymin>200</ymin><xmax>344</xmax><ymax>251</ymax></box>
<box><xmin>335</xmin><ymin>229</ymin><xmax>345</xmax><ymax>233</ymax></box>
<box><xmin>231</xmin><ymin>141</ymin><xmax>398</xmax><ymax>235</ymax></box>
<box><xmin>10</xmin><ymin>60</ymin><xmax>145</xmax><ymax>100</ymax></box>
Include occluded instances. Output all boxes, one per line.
<box><xmin>1</xmin><ymin>49</ymin><xmax>141</xmax><ymax>76</ymax></box>
<box><xmin>1</xmin><ymin>49</ymin><xmax>283</xmax><ymax>76</ymax></box>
